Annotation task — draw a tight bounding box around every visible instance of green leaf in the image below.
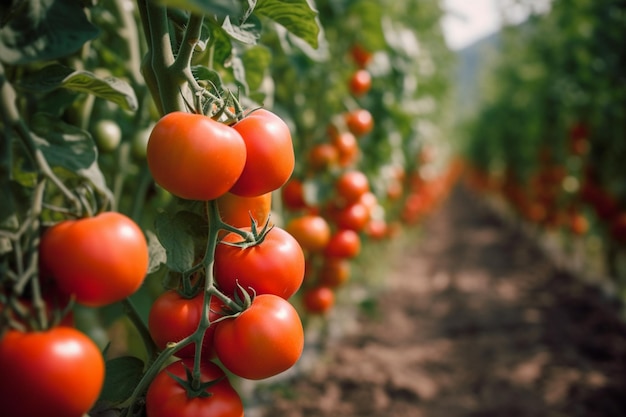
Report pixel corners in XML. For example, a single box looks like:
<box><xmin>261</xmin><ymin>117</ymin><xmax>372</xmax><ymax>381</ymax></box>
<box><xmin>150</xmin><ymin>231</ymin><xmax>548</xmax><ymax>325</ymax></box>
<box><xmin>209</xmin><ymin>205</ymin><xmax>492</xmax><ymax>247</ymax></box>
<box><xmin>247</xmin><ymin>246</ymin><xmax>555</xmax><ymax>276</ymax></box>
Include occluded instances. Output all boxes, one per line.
<box><xmin>157</xmin><ymin>0</ymin><xmax>249</xmax><ymax>22</ymax></box>
<box><xmin>253</xmin><ymin>0</ymin><xmax>320</xmax><ymax>49</ymax></box>
<box><xmin>30</xmin><ymin>113</ymin><xmax>111</xmax><ymax>198</ymax></box>
<box><xmin>99</xmin><ymin>356</ymin><xmax>144</xmax><ymax>405</ymax></box>
<box><xmin>154</xmin><ymin>210</ymin><xmax>207</xmax><ymax>273</ymax></box>
<box><xmin>241</xmin><ymin>46</ymin><xmax>272</xmax><ymax>91</ymax></box>
<box><xmin>222</xmin><ymin>15</ymin><xmax>261</xmax><ymax>45</ymax></box>
<box><xmin>192</xmin><ymin>66</ymin><xmax>226</xmax><ymax>92</ymax></box>
<box><xmin>0</xmin><ymin>0</ymin><xmax>100</xmax><ymax>65</ymax></box>
<box><xmin>146</xmin><ymin>230</ymin><xmax>167</xmax><ymax>274</ymax></box>
<box><xmin>17</xmin><ymin>64</ymin><xmax>138</xmax><ymax>111</ymax></box>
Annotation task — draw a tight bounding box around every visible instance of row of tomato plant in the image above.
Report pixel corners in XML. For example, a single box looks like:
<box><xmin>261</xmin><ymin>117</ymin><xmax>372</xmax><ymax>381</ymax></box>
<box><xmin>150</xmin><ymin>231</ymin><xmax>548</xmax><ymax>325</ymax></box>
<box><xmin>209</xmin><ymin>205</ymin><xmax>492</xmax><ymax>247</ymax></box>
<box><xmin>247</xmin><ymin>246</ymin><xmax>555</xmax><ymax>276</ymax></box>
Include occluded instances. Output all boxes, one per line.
<box><xmin>0</xmin><ymin>0</ymin><xmax>458</xmax><ymax>416</ymax></box>
<box><xmin>459</xmin><ymin>0</ymin><xmax>626</xmax><ymax>293</ymax></box>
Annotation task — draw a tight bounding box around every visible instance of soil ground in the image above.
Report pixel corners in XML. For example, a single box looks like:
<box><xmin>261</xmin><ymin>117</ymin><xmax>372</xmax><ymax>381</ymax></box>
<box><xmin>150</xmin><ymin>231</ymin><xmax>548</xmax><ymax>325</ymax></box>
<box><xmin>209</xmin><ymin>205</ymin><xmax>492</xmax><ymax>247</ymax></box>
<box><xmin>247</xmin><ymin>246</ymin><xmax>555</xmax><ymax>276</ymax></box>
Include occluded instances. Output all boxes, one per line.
<box><xmin>256</xmin><ymin>184</ymin><xmax>626</xmax><ymax>417</ymax></box>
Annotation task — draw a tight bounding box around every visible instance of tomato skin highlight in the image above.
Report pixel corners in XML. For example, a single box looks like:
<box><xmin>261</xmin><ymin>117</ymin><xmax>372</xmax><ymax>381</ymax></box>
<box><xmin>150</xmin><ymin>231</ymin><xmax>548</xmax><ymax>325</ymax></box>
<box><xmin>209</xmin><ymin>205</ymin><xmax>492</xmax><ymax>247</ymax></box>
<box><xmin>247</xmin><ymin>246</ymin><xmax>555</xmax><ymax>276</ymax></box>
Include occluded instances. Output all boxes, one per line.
<box><xmin>214</xmin><ymin>294</ymin><xmax>304</xmax><ymax>380</ymax></box>
<box><xmin>147</xmin><ymin>112</ymin><xmax>247</xmax><ymax>201</ymax></box>
<box><xmin>214</xmin><ymin>227</ymin><xmax>305</xmax><ymax>299</ymax></box>
<box><xmin>145</xmin><ymin>359</ymin><xmax>243</xmax><ymax>417</ymax></box>
<box><xmin>0</xmin><ymin>327</ymin><xmax>105</xmax><ymax>417</ymax></box>
<box><xmin>39</xmin><ymin>212</ymin><xmax>149</xmax><ymax>307</ymax></box>
<box><xmin>230</xmin><ymin>109</ymin><xmax>295</xmax><ymax>197</ymax></box>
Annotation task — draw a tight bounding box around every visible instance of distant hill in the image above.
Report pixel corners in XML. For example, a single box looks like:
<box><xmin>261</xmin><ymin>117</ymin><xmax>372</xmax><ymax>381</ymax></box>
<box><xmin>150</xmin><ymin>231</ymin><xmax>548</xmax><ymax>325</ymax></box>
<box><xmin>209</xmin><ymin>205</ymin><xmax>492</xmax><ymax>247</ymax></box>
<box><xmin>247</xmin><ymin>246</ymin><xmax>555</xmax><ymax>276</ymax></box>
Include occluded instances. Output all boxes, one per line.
<box><xmin>451</xmin><ymin>31</ymin><xmax>501</xmax><ymax>122</ymax></box>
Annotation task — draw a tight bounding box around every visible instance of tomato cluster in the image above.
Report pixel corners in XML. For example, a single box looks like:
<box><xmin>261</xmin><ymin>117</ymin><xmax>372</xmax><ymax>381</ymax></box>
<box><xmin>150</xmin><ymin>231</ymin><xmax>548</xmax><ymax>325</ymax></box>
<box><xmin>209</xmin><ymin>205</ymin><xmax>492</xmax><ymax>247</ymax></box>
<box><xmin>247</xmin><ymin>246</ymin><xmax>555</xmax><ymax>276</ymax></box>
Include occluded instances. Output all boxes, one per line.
<box><xmin>140</xmin><ymin>107</ymin><xmax>307</xmax><ymax>415</ymax></box>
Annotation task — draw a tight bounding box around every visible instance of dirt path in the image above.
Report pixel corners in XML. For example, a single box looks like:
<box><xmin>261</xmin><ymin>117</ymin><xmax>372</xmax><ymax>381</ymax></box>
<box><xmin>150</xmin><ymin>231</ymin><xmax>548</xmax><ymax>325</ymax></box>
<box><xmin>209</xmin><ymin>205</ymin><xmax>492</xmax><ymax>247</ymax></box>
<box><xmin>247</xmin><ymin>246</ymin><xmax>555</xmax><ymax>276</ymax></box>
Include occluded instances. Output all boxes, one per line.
<box><xmin>257</xmin><ymin>184</ymin><xmax>626</xmax><ymax>417</ymax></box>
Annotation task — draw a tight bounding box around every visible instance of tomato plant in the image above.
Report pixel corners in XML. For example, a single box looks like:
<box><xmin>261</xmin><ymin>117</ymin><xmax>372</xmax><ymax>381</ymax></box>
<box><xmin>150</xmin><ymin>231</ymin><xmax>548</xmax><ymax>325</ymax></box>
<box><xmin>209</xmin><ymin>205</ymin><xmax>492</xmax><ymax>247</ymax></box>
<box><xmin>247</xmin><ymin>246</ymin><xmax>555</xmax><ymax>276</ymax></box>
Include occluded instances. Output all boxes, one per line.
<box><xmin>147</xmin><ymin>112</ymin><xmax>247</xmax><ymax>201</ymax></box>
<box><xmin>214</xmin><ymin>227</ymin><xmax>305</xmax><ymax>299</ymax></box>
<box><xmin>230</xmin><ymin>109</ymin><xmax>295</xmax><ymax>197</ymax></box>
<box><xmin>0</xmin><ymin>327</ymin><xmax>105</xmax><ymax>417</ymax></box>
<box><xmin>214</xmin><ymin>294</ymin><xmax>304</xmax><ymax>380</ymax></box>
<box><xmin>39</xmin><ymin>212</ymin><xmax>149</xmax><ymax>307</ymax></box>
<box><xmin>145</xmin><ymin>359</ymin><xmax>243</xmax><ymax>417</ymax></box>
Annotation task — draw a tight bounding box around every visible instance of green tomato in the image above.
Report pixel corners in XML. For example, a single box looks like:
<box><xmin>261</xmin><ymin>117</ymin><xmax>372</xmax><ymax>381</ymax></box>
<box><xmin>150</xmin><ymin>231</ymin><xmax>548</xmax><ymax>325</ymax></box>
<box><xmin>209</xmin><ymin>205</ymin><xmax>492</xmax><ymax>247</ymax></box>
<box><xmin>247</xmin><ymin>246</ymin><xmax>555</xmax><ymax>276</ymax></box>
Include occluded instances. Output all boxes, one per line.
<box><xmin>131</xmin><ymin>125</ymin><xmax>153</xmax><ymax>160</ymax></box>
<box><xmin>93</xmin><ymin>119</ymin><xmax>122</xmax><ymax>153</ymax></box>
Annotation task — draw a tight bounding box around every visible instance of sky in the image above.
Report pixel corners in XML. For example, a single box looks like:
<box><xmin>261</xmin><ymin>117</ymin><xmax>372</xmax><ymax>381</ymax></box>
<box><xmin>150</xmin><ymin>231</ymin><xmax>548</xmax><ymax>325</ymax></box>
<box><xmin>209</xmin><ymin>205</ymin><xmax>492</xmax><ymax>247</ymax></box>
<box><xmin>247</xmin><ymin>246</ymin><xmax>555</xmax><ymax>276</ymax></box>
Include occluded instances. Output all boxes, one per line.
<box><xmin>440</xmin><ymin>0</ymin><xmax>552</xmax><ymax>51</ymax></box>
<box><xmin>441</xmin><ymin>0</ymin><xmax>501</xmax><ymax>50</ymax></box>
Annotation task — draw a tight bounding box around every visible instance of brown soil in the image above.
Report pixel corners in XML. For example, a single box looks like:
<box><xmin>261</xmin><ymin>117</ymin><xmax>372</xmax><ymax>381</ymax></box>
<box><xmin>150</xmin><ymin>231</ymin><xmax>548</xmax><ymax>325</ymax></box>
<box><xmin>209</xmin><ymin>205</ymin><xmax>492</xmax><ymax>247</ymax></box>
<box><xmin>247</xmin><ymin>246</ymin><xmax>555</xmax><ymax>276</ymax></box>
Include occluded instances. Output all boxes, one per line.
<box><xmin>256</xmin><ymin>184</ymin><xmax>626</xmax><ymax>417</ymax></box>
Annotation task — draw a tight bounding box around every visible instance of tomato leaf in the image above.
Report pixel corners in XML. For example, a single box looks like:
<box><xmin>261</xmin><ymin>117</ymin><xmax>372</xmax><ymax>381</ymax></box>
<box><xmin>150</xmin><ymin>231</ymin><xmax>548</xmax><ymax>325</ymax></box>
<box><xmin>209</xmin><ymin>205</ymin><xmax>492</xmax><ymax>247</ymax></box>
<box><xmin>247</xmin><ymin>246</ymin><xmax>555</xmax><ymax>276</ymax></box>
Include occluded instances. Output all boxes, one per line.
<box><xmin>30</xmin><ymin>113</ymin><xmax>111</xmax><ymax>199</ymax></box>
<box><xmin>146</xmin><ymin>230</ymin><xmax>167</xmax><ymax>274</ymax></box>
<box><xmin>253</xmin><ymin>0</ymin><xmax>320</xmax><ymax>49</ymax></box>
<box><xmin>192</xmin><ymin>66</ymin><xmax>226</xmax><ymax>93</ymax></box>
<box><xmin>241</xmin><ymin>46</ymin><xmax>272</xmax><ymax>91</ymax></box>
<box><xmin>222</xmin><ymin>15</ymin><xmax>261</xmax><ymax>45</ymax></box>
<box><xmin>0</xmin><ymin>0</ymin><xmax>99</xmax><ymax>65</ymax></box>
<box><xmin>154</xmin><ymin>210</ymin><xmax>207</xmax><ymax>273</ymax></box>
<box><xmin>157</xmin><ymin>0</ymin><xmax>249</xmax><ymax>21</ymax></box>
<box><xmin>99</xmin><ymin>356</ymin><xmax>144</xmax><ymax>405</ymax></box>
<box><xmin>17</xmin><ymin>64</ymin><xmax>138</xmax><ymax>111</ymax></box>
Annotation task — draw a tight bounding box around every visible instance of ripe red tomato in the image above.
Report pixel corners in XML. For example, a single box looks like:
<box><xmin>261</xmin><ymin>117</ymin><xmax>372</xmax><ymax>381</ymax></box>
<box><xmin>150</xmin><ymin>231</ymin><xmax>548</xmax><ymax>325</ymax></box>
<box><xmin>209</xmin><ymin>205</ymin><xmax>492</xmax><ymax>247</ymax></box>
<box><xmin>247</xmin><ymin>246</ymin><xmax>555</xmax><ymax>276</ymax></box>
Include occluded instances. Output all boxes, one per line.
<box><xmin>344</xmin><ymin>109</ymin><xmax>373</xmax><ymax>137</ymax></box>
<box><xmin>282</xmin><ymin>178</ymin><xmax>308</xmax><ymax>210</ymax></box>
<box><xmin>330</xmin><ymin>202</ymin><xmax>370</xmax><ymax>231</ymax></box>
<box><xmin>350</xmin><ymin>44</ymin><xmax>373</xmax><ymax>68</ymax></box>
<box><xmin>147</xmin><ymin>112</ymin><xmax>247</xmax><ymax>200</ymax></box>
<box><xmin>230</xmin><ymin>109</ymin><xmax>294</xmax><ymax>197</ymax></box>
<box><xmin>335</xmin><ymin>170</ymin><xmax>370</xmax><ymax>206</ymax></box>
<box><xmin>365</xmin><ymin>218</ymin><xmax>389</xmax><ymax>240</ymax></box>
<box><xmin>349</xmin><ymin>69</ymin><xmax>372</xmax><ymax>96</ymax></box>
<box><xmin>318</xmin><ymin>258</ymin><xmax>350</xmax><ymax>288</ymax></box>
<box><xmin>302</xmin><ymin>286</ymin><xmax>335</xmax><ymax>314</ymax></box>
<box><xmin>40</xmin><ymin>212</ymin><xmax>149</xmax><ymax>307</ymax></box>
<box><xmin>148</xmin><ymin>290</ymin><xmax>224</xmax><ymax>358</ymax></box>
<box><xmin>0</xmin><ymin>327</ymin><xmax>105</xmax><ymax>417</ymax></box>
<box><xmin>214</xmin><ymin>226</ymin><xmax>305</xmax><ymax>299</ymax></box>
<box><xmin>216</xmin><ymin>192</ymin><xmax>272</xmax><ymax>230</ymax></box>
<box><xmin>308</xmin><ymin>143</ymin><xmax>339</xmax><ymax>171</ymax></box>
<box><xmin>145</xmin><ymin>359</ymin><xmax>243</xmax><ymax>417</ymax></box>
<box><xmin>324</xmin><ymin>229</ymin><xmax>361</xmax><ymax>259</ymax></box>
<box><xmin>285</xmin><ymin>215</ymin><xmax>331</xmax><ymax>253</ymax></box>
<box><xmin>214</xmin><ymin>294</ymin><xmax>304</xmax><ymax>380</ymax></box>
<box><xmin>330</xmin><ymin>131</ymin><xmax>359</xmax><ymax>167</ymax></box>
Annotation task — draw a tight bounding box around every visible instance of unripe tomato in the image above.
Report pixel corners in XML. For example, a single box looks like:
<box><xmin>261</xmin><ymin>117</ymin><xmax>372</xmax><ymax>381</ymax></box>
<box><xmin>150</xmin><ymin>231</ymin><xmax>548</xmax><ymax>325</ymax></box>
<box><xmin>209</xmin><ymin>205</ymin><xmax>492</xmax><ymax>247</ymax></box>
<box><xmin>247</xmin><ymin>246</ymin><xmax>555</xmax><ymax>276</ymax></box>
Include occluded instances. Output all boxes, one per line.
<box><xmin>92</xmin><ymin>119</ymin><xmax>122</xmax><ymax>153</ymax></box>
<box><xmin>214</xmin><ymin>294</ymin><xmax>304</xmax><ymax>380</ymax></box>
<box><xmin>40</xmin><ymin>212</ymin><xmax>149</xmax><ymax>307</ymax></box>
<box><xmin>230</xmin><ymin>109</ymin><xmax>295</xmax><ymax>197</ymax></box>
<box><xmin>214</xmin><ymin>227</ymin><xmax>305</xmax><ymax>299</ymax></box>
<box><xmin>285</xmin><ymin>215</ymin><xmax>331</xmax><ymax>253</ymax></box>
<box><xmin>145</xmin><ymin>359</ymin><xmax>243</xmax><ymax>417</ymax></box>
<box><xmin>0</xmin><ymin>327</ymin><xmax>105</xmax><ymax>417</ymax></box>
<box><xmin>348</xmin><ymin>69</ymin><xmax>372</xmax><ymax>96</ymax></box>
<box><xmin>303</xmin><ymin>286</ymin><xmax>335</xmax><ymax>314</ymax></box>
<box><xmin>147</xmin><ymin>112</ymin><xmax>247</xmax><ymax>200</ymax></box>
<box><xmin>344</xmin><ymin>109</ymin><xmax>374</xmax><ymax>137</ymax></box>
